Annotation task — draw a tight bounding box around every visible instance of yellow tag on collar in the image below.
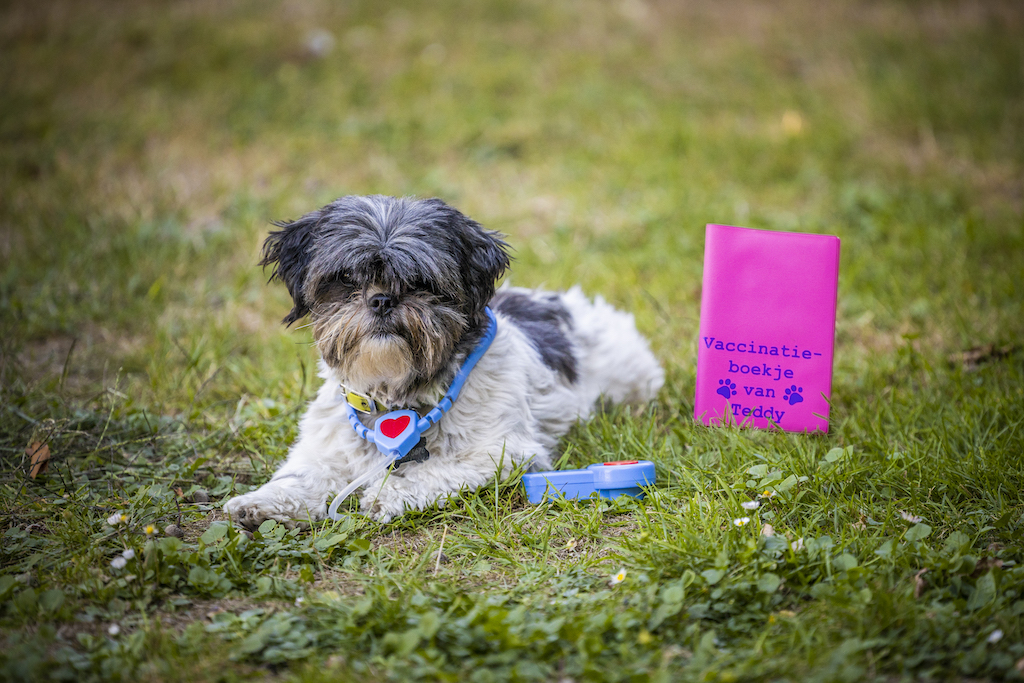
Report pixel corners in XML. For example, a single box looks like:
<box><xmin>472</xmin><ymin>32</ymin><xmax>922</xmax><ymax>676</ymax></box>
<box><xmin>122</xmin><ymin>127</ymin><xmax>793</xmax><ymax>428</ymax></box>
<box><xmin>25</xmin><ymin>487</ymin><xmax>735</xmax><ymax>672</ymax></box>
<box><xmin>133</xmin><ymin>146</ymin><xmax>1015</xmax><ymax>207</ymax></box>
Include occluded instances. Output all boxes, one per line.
<box><xmin>346</xmin><ymin>391</ymin><xmax>385</xmax><ymax>414</ymax></box>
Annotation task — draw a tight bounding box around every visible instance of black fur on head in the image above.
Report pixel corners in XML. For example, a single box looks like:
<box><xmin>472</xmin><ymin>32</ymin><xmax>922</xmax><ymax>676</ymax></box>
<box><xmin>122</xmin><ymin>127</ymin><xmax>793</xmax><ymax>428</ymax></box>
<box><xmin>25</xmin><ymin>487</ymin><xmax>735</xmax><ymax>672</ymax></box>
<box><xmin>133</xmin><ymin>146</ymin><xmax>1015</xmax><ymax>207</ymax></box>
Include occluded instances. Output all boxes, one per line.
<box><xmin>260</xmin><ymin>213</ymin><xmax>319</xmax><ymax>326</ymax></box>
<box><xmin>260</xmin><ymin>195</ymin><xmax>510</xmax><ymax>399</ymax></box>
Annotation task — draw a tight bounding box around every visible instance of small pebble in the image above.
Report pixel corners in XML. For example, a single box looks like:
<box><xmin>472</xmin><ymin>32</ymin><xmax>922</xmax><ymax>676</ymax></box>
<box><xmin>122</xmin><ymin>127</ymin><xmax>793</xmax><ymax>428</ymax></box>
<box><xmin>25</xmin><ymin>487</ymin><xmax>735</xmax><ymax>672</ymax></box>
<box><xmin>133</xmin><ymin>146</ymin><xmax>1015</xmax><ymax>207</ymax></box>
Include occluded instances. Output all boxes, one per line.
<box><xmin>164</xmin><ymin>524</ymin><xmax>184</xmax><ymax>539</ymax></box>
<box><xmin>192</xmin><ymin>490</ymin><xmax>210</xmax><ymax>504</ymax></box>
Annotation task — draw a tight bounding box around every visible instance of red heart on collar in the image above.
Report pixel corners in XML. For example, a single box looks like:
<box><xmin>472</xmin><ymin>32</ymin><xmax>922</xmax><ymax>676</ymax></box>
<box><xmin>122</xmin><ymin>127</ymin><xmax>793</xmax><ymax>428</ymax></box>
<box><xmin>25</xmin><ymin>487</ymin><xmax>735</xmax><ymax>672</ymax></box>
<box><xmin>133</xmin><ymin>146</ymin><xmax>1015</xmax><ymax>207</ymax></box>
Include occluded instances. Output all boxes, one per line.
<box><xmin>379</xmin><ymin>415</ymin><xmax>410</xmax><ymax>439</ymax></box>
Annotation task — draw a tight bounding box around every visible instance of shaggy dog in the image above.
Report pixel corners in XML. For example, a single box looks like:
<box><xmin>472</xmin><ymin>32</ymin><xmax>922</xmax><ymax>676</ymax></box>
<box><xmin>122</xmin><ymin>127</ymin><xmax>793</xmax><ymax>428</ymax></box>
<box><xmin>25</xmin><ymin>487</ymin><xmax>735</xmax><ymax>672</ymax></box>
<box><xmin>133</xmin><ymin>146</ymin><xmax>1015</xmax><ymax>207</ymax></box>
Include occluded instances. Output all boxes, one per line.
<box><xmin>224</xmin><ymin>195</ymin><xmax>663</xmax><ymax>527</ymax></box>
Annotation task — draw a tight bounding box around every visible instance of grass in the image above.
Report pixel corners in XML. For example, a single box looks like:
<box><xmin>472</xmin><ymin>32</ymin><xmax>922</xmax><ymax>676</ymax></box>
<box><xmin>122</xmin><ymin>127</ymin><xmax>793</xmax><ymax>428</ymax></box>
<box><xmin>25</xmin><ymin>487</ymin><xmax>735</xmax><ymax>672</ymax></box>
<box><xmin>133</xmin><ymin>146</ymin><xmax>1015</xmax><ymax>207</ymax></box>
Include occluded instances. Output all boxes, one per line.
<box><xmin>1</xmin><ymin>0</ymin><xmax>1023</xmax><ymax>680</ymax></box>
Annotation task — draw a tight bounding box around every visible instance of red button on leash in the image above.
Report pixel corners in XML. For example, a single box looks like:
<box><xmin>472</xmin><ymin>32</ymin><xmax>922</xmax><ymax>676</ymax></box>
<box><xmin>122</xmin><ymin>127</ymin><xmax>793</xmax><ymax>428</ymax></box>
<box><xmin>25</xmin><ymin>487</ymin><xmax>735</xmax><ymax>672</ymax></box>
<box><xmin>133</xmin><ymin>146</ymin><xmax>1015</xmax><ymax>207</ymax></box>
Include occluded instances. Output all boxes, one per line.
<box><xmin>603</xmin><ymin>460</ymin><xmax>639</xmax><ymax>466</ymax></box>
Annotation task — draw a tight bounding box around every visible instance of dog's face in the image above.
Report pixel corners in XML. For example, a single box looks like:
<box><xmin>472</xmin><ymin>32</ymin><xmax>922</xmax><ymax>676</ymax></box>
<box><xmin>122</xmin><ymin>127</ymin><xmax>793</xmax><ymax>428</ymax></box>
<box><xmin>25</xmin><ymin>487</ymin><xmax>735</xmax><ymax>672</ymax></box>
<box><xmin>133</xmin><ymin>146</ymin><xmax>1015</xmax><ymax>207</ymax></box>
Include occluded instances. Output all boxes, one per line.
<box><xmin>260</xmin><ymin>196</ymin><xmax>509</xmax><ymax>395</ymax></box>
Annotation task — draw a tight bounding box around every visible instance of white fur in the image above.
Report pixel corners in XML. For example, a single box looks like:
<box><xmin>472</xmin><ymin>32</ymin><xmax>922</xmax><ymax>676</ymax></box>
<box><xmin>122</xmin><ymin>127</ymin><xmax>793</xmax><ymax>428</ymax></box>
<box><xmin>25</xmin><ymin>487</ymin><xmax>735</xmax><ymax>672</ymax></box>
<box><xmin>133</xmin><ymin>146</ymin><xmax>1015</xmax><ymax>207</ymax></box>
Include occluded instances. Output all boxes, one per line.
<box><xmin>224</xmin><ymin>286</ymin><xmax>663</xmax><ymax>525</ymax></box>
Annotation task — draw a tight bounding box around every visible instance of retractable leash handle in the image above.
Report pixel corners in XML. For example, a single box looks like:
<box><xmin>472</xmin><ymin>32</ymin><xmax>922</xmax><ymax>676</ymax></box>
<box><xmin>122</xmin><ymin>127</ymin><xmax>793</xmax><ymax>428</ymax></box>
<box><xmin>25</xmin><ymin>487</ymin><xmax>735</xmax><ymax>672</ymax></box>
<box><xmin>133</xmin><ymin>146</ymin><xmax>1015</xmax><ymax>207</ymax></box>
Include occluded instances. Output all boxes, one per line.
<box><xmin>327</xmin><ymin>308</ymin><xmax>498</xmax><ymax>521</ymax></box>
<box><xmin>522</xmin><ymin>460</ymin><xmax>656</xmax><ymax>504</ymax></box>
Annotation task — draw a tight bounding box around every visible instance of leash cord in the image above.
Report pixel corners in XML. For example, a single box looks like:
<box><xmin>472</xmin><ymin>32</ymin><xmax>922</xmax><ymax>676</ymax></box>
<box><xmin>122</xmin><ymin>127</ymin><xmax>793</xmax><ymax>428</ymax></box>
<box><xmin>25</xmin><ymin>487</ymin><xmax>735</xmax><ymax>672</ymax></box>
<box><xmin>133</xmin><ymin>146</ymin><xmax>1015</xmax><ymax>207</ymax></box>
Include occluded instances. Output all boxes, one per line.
<box><xmin>326</xmin><ymin>455</ymin><xmax>396</xmax><ymax>521</ymax></box>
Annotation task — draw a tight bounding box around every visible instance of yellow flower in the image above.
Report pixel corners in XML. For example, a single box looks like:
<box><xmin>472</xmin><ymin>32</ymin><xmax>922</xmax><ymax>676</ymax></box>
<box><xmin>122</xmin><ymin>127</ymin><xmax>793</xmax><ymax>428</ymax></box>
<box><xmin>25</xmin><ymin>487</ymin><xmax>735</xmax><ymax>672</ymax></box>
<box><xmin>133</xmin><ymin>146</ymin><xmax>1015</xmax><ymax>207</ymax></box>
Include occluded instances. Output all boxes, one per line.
<box><xmin>610</xmin><ymin>568</ymin><xmax>627</xmax><ymax>585</ymax></box>
<box><xmin>759</xmin><ymin>490</ymin><xmax>776</xmax><ymax>499</ymax></box>
<box><xmin>637</xmin><ymin>629</ymin><xmax>653</xmax><ymax>645</ymax></box>
<box><xmin>782</xmin><ymin>110</ymin><xmax>804</xmax><ymax>136</ymax></box>
<box><xmin>733</xmin><ymin>517</ymin><xmax>751</xmax><ymax>527</ymax></box>
<box><xmin>144</xmin><ymin>524</ymin><xmax>156</xmax><ymax>537</ymax></box>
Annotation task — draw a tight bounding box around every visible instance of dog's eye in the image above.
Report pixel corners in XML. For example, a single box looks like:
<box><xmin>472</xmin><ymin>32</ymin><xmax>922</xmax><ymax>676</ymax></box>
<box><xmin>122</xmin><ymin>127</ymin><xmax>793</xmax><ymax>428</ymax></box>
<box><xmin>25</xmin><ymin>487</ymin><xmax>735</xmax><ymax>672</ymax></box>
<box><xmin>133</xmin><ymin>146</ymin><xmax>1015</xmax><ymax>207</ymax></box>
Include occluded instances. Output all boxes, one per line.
<box><xmin>316</xmin><ymin>272</ymin><xmax>357</xmax><ymax>299</ymax></box>
<box><xmin>410</xmin><ymin>280</ymin><xmax>439</xmax><ymax>296</ymax></box>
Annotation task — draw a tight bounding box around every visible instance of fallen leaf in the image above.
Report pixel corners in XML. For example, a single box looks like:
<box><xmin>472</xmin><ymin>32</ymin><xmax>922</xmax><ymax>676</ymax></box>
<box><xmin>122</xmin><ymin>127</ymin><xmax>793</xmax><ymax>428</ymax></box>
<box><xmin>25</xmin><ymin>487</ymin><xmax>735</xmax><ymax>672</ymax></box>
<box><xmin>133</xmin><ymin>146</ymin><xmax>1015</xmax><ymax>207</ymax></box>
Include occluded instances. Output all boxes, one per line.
<box><xmin>174</xmin><ymin>487</ymin><xmax>184</xmax><ymax>497</ymax></box>
<box><xmin>971</xmin><ymin>557</ymin><xmax>1003</xmax><ymax>578</ymax></box>
<box><xmin>948</xmin><ymin>344</ymin><xmax>1018</xmax><ymax>371</ymax></box>
<box><xmin>914</xmin><ymin>568</ymin><xmax>929</xmax><ymax>599</ymax></box>
<box><xmin>27</xmin><ymin>442</ymin><xmax>50</xmax><ymax>479</ymax></box>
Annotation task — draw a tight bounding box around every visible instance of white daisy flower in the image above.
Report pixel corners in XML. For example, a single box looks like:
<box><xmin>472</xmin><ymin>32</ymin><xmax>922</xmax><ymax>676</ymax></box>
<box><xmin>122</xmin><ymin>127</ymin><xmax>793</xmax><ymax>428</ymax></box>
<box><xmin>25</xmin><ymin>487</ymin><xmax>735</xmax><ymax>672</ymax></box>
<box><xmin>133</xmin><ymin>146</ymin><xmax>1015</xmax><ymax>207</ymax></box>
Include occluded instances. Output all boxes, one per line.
<box><xmin>899</xmin><ymin>511</ymin><xmax>923</xmax><ymax>523</ymax></box>
<box><xmin>741</xmin><ymin>501</ymin><xmax>760</xmax><ymax>510</ymax></box>
<box><xmin>610</xmin><ymin>568</ymin><xmax>627</xmax><ymax>585</ymax></box>
<box><xmin>759</xmin><ymin>490</ymin><xmax>776</xmax><ymax>499</ymax></box>
<box><xmin>107</xmin><ymin>624</ymin><xmax>120</xmax><ymax>636</ymax></box>
<box><xmin>987</xmin><ymin>629</ymin><xmax>1003</xmax><ymax>644</ymax></box>
<box><xmin>304</xmin><ymin>29</ymin><xmax>335</xmax><ymax>58</ymax></box>
<box><xmin>121</xmin><ymin>549</ymin><xmax>135</xmax><ymax>560</ymax></box>
<box><xmin>110</xmin><ymin>556</ymin><xmax>127</xmax><ymax>569</ymax></box>
<box><xmin>295</xmin><ymin>596</ymin><xmax>305</xmax><ymax>607</ymax></box>
<box><xmin>107</xmin><ymin>512</ymin><xmax>126</xmax><ymax>526</ymax></box>
<box><xmin>791</xmin><ymin>537</ymin><xmax>804</xmax><ymax>552</ymax></box>
<box><xmin>733</xmin><ymin>517</ymin><xmax>751</xmax><ymax>527</ymax></box>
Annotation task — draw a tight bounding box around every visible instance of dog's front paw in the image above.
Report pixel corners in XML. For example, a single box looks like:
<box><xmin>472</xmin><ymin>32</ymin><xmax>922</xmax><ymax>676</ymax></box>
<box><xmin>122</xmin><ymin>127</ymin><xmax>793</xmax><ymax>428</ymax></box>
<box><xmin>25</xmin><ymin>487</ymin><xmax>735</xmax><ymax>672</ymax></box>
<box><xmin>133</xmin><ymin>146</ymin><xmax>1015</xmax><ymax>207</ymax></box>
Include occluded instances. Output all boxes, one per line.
<box><xmin>359</xmin><ymin>487</ymin><xmax>411</xmax><ymax>524</ymax></box>
<box><xmin>360</xmin><ymin>482</ymin><xmax>451</xmax><ymax>523</ymax></box>
<box><xmin>224</xmin><ymin>488</ymin><xmax>317</xmax><ymax>531</ymax></box>
<box><xmin>360</xmin><ymin>497</ymin><xmax>402</xmax><ymax>524</ymax></box>
<box><xmin>223</xmin><ymin>493</ymin><xmax>279</xmax><ymax>530</ymax></box>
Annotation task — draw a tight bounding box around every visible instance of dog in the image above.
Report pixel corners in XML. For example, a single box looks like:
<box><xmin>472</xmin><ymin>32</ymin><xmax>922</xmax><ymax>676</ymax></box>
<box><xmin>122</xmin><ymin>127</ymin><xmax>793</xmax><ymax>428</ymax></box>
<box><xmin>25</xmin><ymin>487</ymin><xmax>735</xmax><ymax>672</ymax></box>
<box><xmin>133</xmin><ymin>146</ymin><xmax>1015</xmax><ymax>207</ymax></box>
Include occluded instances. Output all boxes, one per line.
<box><xmin>224</xmin><ymin>195</ymin><xmax>663</xmax><ymax>527</ymax></box>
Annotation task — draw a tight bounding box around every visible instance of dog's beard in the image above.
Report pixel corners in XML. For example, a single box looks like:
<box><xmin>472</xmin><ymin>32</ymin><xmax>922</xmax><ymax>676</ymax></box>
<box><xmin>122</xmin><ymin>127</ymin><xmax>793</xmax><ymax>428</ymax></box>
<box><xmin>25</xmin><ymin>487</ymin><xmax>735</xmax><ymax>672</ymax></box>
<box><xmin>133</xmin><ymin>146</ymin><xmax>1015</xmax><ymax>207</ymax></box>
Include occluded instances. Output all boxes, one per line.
<box><xmin>311</xmin><ymin>293</ymin><xmax>468</xmax><ymax>399</ymax></box>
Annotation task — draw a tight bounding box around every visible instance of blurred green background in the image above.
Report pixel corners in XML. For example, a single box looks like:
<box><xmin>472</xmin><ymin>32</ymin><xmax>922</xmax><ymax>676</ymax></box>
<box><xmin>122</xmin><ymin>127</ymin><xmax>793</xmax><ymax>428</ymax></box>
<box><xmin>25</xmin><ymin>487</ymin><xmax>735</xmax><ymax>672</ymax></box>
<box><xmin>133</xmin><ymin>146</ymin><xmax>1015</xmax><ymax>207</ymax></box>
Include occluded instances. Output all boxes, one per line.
<box><xmin>2</xmin><ymin>2</ymin><xmax>1024</xmax><ymax>679</ymax></box>
<box><xmin>2</xmin><ymin>0</ymin><xmax>1021</xmax><ymax>414</ymax></box>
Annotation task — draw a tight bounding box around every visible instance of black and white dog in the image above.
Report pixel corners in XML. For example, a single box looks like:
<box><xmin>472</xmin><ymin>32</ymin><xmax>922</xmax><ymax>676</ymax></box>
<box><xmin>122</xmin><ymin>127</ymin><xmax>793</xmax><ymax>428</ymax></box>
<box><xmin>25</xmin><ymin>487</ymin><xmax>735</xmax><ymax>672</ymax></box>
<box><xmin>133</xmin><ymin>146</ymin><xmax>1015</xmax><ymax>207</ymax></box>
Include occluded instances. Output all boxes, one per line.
<box><xmin>224</xmin><ymin>196</ymin><xmax>663</xmax><ymax>526</ymax></box>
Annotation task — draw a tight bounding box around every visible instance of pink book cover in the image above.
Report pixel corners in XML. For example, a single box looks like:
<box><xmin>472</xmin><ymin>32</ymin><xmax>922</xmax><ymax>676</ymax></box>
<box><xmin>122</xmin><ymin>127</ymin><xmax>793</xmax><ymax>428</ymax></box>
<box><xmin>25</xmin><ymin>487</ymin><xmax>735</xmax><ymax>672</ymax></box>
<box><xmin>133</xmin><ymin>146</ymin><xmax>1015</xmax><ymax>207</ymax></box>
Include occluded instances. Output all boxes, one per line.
<box><xmin>694</xmin><ymin>224</ymin><xmax>840</xmax><ymax>432</ymax></box>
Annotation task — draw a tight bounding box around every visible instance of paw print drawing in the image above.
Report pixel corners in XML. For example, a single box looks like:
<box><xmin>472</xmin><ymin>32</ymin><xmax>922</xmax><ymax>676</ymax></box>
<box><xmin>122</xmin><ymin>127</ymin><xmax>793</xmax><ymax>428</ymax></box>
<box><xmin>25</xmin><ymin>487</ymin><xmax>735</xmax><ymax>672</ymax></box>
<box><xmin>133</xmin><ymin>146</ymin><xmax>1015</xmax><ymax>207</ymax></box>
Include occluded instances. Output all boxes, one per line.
<box><xmin>717</xmin><ymin>378</ymin><xmax>737</xmax><ymax>399</ymax></box>
<box><xmin>784</xmin><ymin>385</ymin><xmax>804</xmax><ymax>405</ymax></box>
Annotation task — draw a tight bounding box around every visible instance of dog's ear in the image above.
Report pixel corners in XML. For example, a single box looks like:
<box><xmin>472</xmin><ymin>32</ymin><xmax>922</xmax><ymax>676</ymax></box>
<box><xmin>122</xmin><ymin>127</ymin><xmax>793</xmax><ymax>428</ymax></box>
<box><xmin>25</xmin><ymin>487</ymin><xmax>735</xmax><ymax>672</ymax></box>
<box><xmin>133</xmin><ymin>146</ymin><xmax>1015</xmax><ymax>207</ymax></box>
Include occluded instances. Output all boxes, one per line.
<box><xmin>431</xmin><ymin>201</ymin><xmax>510</xmax><ymax>316</ymax></box>
<box><xmin>260</xmin><ymin>212</ymin><xmax>319</xmax><ymax>326</ymax></box>
<box><xmin>464</xmin><ymin>225</ymin><xmax>511</xmax><ymax>315</ymax></box>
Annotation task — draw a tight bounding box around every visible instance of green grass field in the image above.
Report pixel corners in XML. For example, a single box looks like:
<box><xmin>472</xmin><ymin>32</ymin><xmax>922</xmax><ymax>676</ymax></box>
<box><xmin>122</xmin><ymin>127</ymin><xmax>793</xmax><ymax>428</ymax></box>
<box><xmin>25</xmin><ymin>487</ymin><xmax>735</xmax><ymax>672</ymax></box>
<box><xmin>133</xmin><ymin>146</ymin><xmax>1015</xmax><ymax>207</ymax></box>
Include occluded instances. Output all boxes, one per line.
<box><xmin>2</xmin><ymin>0</ymin><xmax>1023</xmax><ymax>680</ymax></box>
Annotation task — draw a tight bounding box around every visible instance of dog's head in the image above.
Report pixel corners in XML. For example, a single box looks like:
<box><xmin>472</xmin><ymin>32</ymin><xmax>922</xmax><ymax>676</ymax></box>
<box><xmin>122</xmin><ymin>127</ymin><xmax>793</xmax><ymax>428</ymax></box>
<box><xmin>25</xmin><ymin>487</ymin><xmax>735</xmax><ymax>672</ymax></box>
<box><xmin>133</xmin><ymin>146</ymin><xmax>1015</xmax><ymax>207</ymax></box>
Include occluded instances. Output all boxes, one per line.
<box><xmin>260</xmin><ymin>195</ymin><xmax>510</xmax><ymax>395</ymax></box>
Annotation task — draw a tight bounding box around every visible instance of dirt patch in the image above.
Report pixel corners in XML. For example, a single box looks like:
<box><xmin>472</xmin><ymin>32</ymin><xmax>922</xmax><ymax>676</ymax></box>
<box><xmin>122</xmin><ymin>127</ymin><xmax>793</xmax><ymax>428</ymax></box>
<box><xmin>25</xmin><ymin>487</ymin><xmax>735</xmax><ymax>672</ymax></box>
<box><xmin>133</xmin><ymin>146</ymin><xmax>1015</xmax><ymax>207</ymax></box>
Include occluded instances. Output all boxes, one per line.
<box><xmin>371</xmin><ymin>526</ymin><xmax>438</xmax><ymax>556</ymax></box>
<box><xmin>159</xmin><ymin>596</ymin><xmax>292</xmax><ymax>632</ymax></box>
<box><xmin>181</xmin><ymin>509</ymin><xmax>229</xmax><ymax>543</ymax></box>
<box><xmin>312</xmin><ymin>569</ymin><xmax>368</xmax><ymax>596</ymax></box>
<box><xmin>15</xmin><ymin>328</ymin><xmax>147</xmax><ymax>393</ymax></box>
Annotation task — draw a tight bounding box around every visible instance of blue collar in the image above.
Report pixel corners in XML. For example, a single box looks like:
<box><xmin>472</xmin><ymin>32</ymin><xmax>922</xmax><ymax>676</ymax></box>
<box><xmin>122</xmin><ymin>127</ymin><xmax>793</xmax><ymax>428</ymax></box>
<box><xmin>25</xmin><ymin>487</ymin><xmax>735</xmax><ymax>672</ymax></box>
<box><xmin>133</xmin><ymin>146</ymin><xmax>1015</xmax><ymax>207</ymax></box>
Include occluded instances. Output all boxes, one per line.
<box><xmin>342</xmin><ymin>307</ymin><xmax>498</xmax><ymax>460</ymax></box>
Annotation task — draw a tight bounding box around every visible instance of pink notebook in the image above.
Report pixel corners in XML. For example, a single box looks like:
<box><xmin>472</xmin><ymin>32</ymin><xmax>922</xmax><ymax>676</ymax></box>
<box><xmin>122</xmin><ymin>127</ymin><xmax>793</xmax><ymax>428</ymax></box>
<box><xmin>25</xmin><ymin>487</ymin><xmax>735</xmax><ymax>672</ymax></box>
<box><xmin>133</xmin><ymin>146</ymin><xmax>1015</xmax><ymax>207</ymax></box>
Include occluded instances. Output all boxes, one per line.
<box><xmin>694</xmin><ymin>224</ymin><xmax>840</xmax><ymax>432</ymax></box>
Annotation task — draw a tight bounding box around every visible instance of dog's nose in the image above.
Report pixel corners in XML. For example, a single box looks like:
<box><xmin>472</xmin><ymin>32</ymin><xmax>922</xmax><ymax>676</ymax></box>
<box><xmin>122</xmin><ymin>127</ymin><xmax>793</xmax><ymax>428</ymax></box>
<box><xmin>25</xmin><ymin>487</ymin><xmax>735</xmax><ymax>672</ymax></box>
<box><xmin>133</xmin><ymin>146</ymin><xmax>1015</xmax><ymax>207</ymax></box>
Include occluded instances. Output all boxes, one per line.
<box><xmin>368</xmin><ymin>293</ymin><xmax>394</xmax><ymax>315</ymax></box>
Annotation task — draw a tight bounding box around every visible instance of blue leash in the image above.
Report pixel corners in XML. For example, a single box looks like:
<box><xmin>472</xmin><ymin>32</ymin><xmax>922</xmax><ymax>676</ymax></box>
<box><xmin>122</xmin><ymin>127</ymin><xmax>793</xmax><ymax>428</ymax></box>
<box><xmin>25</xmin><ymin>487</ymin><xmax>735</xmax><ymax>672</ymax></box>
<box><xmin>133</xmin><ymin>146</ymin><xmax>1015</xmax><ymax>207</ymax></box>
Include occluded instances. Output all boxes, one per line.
<box><xmin>342</xmin><ymin>306</ymin><xmax>498</xmax><ymax>459</ymax></box>
<box><xmin>327</xmin><ymin>307</ymin><xmax>498</xmax><ymax>520</ymax></box>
